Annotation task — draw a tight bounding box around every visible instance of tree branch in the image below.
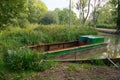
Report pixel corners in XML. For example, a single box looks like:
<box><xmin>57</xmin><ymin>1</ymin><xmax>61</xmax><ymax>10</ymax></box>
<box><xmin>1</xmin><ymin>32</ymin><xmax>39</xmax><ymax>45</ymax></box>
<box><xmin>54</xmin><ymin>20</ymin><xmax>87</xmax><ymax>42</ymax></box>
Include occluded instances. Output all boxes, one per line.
<box><xmin>84</xmin><ymin>0</ymin><xmax>91</xmax><ymax>24</ymax></box>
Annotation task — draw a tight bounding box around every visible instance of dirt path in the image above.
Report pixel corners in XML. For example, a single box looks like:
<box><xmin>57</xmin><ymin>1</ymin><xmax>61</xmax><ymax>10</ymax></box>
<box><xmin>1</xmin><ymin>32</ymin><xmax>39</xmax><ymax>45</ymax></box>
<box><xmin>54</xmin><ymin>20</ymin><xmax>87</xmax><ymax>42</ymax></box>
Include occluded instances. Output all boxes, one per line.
<box><xmin>24</xmin><ymin>63</ymin><xmax>120</xmax><ymax>80</ymax></box>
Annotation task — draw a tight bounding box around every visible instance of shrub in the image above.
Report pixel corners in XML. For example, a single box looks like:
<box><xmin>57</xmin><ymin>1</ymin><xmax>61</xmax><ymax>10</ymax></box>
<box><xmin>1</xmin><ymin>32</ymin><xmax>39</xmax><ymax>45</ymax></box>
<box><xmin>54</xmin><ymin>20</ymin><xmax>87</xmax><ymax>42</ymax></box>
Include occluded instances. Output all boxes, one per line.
<box><xmin>97</xmin><ymin>24</ymin><xmax>116</xmax><ymax>29</ymax></box>
<box><xmin>40</xmin><ymin>11</ymin><xmax>59</xmax><ymax>25</ymax></box>
<box><xmin>0</xmin><ymin>25</ymin><xmax>97</xmax><ymax>51</ymax></box>
<box><xmin>0</xmin><ymin>71</ymin><xmax>6</xmax><ymax>80</ymax></box>
<box><xmin>93</xmin><ymin>59</ymin><xmax>105</xmax><ymax>65</ymax></box>
<box><xmin>0</xmin><ymin>25</ymin><xmax>98</xmax><ymax>73</ymax></box>
<box><xmin>0</xmin><ymin>53</ymin><xmax>4</xmax><ymax>70</ymax></box>
<box><xmin>32</xmin><ymin>60</ymin><xmax>56</xmax><ymax>71</ymax></box>
<box><xmin>4</xmin><ymin>48</ymin><xmax>56</xmax><ymax>72</ymax></box>
<box><xmin>34</xmin><ymin>25</ymin><xmax>98</xmax><ymax>43</ymax></box>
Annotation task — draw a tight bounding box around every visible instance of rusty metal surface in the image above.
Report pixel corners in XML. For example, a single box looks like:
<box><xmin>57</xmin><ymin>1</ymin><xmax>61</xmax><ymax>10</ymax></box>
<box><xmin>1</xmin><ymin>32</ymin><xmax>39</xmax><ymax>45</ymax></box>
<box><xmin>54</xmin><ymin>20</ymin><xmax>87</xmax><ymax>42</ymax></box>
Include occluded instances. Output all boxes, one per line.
<box><xmin>27</xmin><ymin>40</ymin><xmax>88</xmax><ymax>52</ymax></box>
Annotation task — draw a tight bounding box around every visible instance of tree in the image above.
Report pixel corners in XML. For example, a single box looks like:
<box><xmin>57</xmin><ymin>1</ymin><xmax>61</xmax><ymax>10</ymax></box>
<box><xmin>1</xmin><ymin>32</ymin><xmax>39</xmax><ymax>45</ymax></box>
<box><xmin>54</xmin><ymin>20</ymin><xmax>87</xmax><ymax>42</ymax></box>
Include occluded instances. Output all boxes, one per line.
<box><xmin>54</xmin><ymin>8</ymin><xmax>77</xmax><ymax>25</ymax></box>
<box><xmin>91</xmin><ymin>0</ymin><xmax>107</xmax><ymax>28</ymax></box>
<box><xmin>110</xmin><ymin>0</ymin><xmax>120</xmax><ymax>32</ymax></box>
<box><xmin>94</xmin><ymin>2</ymin><xmax>115</xmax><ymax>28</ymax></box>
<box><xmin>76</xmin><ymin>0</ymin><xmax>91</xmax><ymax>25</ymax></box>
<box><xmin>91</xmin><ymin>0</ymin><xmax>110</xmax><ymax>28</ymax></box>
<box><xmin>28</xmin><ymin>0</ymin><xmax>48</xmax><ymax>23</ymax></box>
<box><xmin>40</xmin><ymin>11</ymin><xmax>59</xmax><ymax>25</ymax></box>
<box><xmin>117</xmin><ymin>0</ymin><xmax>120</xmax><ymax>32</ymax></box>
<box><xmin>0</xmin><ymin>0</ymin><xmax>28</xmax><ymax>29</ymax></box>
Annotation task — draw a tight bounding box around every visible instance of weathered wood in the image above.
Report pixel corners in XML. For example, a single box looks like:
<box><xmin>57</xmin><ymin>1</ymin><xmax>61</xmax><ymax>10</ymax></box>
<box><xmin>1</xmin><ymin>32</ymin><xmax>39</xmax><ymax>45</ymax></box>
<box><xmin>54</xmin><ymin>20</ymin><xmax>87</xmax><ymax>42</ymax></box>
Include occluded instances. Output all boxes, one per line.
<box><xmin>48</xmin><ymin>43</ymin><xmax>107</xmax><ymax>59</ymax></box>
<box><xmin>26</xmin><ymin>40</ymin><xmax>88</xmax><ymax>52</ymax></box>
<box><xmin>21</xmin><ymin>41</ymin><xmax>108</xmax><ymax>59</ymax></box>
<box><xmin>46</xmin><ymin>58</ymin><xmax>120</xmax><ymax>66</ymax></box>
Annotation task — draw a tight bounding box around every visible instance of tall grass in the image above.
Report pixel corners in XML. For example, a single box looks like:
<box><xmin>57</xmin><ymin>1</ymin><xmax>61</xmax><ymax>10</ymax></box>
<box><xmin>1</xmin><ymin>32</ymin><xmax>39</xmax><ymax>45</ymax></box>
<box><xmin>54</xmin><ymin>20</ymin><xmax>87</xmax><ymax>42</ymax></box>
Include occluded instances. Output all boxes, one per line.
<box><xmin>0</xmin><ymin>53</ymin><xmax>4</xmax><ymax>70</ymax></box>
<box><xmin>0</xmin><ymin>25</ymin><xmax>97</xmax><ymax>72</ymax></box>
<box><xmin>34</xmin><ymin>25</ymin><xmax>97</xmax><ymax>43</ymax></box>
<box><xmin>0</xmin><ymin>25</ymin><xmax>97</xmax><ymax>52</ymax></box>
<box><xmin>0</xmin><ymin>53</ymin><xmax>6</xmax><ymax>80</ymax></box>
<box><xmin>97</xmin><ymin>24</ymin><xmax>116</xmax><ymax>29</ymax></box>
<box><xmin>4</xmin><ymin>48</ymin><xmax>56</xmax><ymax>72</ymax></box>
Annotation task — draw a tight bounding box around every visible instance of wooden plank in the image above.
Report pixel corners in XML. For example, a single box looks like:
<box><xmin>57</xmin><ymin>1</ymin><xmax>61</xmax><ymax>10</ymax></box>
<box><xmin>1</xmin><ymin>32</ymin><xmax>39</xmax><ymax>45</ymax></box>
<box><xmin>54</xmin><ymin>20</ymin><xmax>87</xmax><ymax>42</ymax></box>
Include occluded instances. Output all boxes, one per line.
<box><xmin>46</xmin><ymin>42</ymin><xmax>107</xmax><ymax>53</ymax></box>
<box><xmin>26</xmin><ymin>40</ymin><xmax>79</xmax><ymax>52</ymax></box>
<box><xmin>45</xmin><ymin>58</ymin><xmax>120</xmax><ymax>66</ymax></box>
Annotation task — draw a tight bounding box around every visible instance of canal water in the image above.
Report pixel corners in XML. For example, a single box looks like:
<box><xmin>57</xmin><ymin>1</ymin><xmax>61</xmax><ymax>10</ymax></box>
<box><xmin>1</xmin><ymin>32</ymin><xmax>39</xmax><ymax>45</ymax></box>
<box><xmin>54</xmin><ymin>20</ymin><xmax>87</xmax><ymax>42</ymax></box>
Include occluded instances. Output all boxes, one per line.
<box><xmin>78</xmin><ymin>33</ymin><xmax>120</xmax><ymax>59</ymax></box>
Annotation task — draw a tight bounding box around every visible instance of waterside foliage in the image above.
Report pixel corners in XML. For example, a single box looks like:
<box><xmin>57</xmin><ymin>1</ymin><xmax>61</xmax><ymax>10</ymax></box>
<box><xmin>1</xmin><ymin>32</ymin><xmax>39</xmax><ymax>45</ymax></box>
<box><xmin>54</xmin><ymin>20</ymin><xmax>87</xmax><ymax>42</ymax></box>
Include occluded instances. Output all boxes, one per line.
<box><xmin>0</xmin><ymin>25</ymin><xmax>97</xmax><ymax>74</ymax></box>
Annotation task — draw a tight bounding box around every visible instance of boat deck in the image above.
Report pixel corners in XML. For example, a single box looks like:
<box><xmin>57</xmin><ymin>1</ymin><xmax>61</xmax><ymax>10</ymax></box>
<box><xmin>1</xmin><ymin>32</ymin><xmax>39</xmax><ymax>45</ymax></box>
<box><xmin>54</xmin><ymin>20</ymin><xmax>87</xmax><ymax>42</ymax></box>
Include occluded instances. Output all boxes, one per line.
<box><xmin>46</xmin><ymin>42</ymin><xmax>107</xmax><ymax>53</ymax></box>
<box><xmin>23</xmin><ymin>40</ymin><xmax>108</xmax><ymax>58</ymax></box>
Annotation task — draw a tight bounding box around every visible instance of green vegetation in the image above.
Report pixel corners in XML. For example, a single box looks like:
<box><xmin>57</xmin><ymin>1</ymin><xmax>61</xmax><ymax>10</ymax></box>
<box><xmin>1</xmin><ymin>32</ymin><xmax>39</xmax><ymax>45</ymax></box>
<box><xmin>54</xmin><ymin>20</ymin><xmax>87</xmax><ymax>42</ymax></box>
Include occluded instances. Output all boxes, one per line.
<box><xmin>0</xmin><ymin>48</ymin><xmax>57</xmax><ymax>79</ymax></box>
<box><xmin>68</xmin><ymin>64</ymin><xmax>80</xmax><ymax>71</ymax></box>
<box><xmin>0</xmin><ymin>0</ymin><xmax>28</xmax><ymax>29</ymax></box>
<box><xmin>41</xmin><ymin>11</ymin><xmax>59</xmax><ymax>25</ymax></box>
<box><xmin>0</xmin><ymin>0</ymin><xmax>48</xmax><ymax>30</ymax></box>
<box><xmin>97</xmin><ymin>24</ymin><xmax>116</xmax><ymax>29</ymax></box>
<box><xmin>95</xmin><ymin>2</ymin><xmax>116</xmax><ymax>29</ymax></box>
<box><xmin>0</xmin><ymin>0</ymin><xmax>79</xmax><ymax>30</ymax></box>
<box><xmin>67</xmin><ymin>63</ymin><xmax>107</xmax><ymax>72</ymax></box>
<box><xmin>0</xmin><ymin>25</ymin><xmax>97</xmax><ymax>79</ymax></box>
<box><xmin>54</xmin><ymin>8</ymin><xmax>78</xmax><ymax>25</ymax></box>
<box><xmin>5</xmin><ymin>48</ymin><xmax>45</xmax><ymax>71</ymax></box>
<box><xmin>94</xmin><ymin>0</ymin><xmax>120</xmax><ymax>31</ymax></box>
<box><xmin>28</xmin><ymin>0</ymin><xmax>48</xmax><ymax>24</ymax></box>
<box><xmin>0</xmin><ymin>0</ymin><xmax>119</xmax><ymax>31</ymax></box>
<box><xmin>0</xmin><ymin>25</ymin><xmax>97</xmax><ymax>51</ymax></box>
<box><xmin>76</xmin><ymin>0</ymin><xmax>90</xmax><ymax>24</ymax></box>
<box><xmin>0</xmin><ymin>0</ymin><xmax>119</xmax><ymax>79</ymax></box>
<box><xmin>93</xmin><ymin>59</ymin><xmax>105</xmax><ymax>65</ymax></box>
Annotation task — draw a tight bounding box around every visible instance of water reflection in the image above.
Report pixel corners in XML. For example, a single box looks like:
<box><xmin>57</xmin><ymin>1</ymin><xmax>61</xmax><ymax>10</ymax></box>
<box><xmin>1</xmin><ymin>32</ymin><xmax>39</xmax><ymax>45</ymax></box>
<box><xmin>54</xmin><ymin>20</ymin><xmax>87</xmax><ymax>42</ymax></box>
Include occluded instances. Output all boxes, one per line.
<box><xmin>78</xmin><ymin>33</ymin><xmax>120</xmax><ymax>59</ymax></box>
<box><xmin>105</xmin><ymin>34</ymin><xmax>120</xmax><ymax>58</ymax></box>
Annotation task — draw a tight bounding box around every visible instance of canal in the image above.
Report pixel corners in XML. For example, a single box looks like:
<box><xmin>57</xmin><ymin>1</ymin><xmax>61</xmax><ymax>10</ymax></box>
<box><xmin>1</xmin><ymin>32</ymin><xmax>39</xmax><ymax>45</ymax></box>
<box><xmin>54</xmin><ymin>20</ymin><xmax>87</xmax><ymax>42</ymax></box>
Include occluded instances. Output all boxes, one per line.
<box><xmin>78</xmin><ymin>33</ymin><xmax>120</xmax><ymax>59</ymax></box>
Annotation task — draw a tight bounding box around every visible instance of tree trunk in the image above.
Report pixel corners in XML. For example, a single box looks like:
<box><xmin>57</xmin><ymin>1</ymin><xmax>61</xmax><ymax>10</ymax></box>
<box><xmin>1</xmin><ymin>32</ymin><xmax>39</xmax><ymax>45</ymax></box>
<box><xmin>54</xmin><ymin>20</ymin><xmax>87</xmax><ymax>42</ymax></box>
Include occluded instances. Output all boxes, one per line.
<box><xmin>69</xmin><ymin>0</ymin><xmax>71</xmax><ymax>27</ymax></box>
<box><xmin>117</xmin><ymin>0</ymin><xmax>120</xmax><ymax>33</ymax></box>
<box><xmin>93</xmin><ymin>10</ymin><xmax>96</xmax><ymax>28</ymax></box>
<box><xmin>84</xmin><ymin>0</ymin><xmax>91</xmax><ymax>24</ymax></box>
<box><xmin>93</xmin><ymin>0</ymin><xmax>96</xmax><ymax>28</ymax></box>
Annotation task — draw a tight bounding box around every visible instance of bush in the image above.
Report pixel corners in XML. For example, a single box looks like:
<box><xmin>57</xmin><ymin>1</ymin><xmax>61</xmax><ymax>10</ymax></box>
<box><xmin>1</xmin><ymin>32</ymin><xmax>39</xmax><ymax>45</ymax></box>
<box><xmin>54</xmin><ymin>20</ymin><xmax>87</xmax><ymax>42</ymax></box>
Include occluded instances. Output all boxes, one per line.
<box><xmin>32</xmin><ymin>60</ymin><xmax>56</xmax><ymax>71</ymax></box>
<box><xmin>0</xmin><ymin>71</ymin><xmax>6</xmax><ymax>80</ymax></box>
<box><xmin>34</xmin><ymin>25</ymin><xmax>98</xmax><ymax>43</ymax></box>
<box><xmin>0</xmin><ymin>25</ymin><xmax>97</xmax><ymax>72</ymax></box>
<box><xmin>0</xmin><ymin>25</ymin><xmax>97</xmax><ymax>54</ymax></box>
<box><xmin>0</xmin><ymin>25</ymin><xmax>98</xmax><ymax>54</ymax></box>
<box><xmin>4</xmin><ymin>48</ymin><xmax>55</xmax><ymax>72</ymax></box>
<box><xmin>97</xmin><ymin>24</ymin><xmax>116</xmax><ymax>29</ymax></box>
<box><xmin>40</xmin><ymin>11</ymin><xmax>59</xmax><ymax>25</ymax></box>
<box><xmin>0</xmin><ymin>53</ymin><xmax>4</xmax><ymax>71</ymax></box>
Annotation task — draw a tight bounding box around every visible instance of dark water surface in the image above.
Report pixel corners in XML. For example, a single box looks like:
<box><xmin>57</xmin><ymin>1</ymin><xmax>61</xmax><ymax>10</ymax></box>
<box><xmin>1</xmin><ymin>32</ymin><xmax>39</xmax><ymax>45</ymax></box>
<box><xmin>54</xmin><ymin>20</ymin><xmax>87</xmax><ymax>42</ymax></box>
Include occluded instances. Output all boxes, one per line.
<box><xmin>78</xmin><ymin>33</ymin><xmax>120</xmax><ymax>59</ymax></box>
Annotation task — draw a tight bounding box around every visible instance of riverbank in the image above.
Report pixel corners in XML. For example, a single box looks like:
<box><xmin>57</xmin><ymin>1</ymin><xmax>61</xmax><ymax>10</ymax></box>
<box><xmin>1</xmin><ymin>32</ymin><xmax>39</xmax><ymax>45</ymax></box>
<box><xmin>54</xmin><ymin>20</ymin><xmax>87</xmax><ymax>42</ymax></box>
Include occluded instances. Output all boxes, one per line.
<box><xmin>0</xmin><ymin>26</ymin><xmax>120</xmax><ymax>80</ymax></box>
<box><xmin>97</xmin><ymin>28</ymin><xmax>118</xmax><ymax>34</ymax></box>
<box><xmin>9</xmin><ymin>63</ymin><xmax>120</xmax><ymax>80</ymax></box>
<box><xmin>0</xmin><ymin>25</ymin><xmax>98</xmax><ymax>79</ymax></box>
<box><xmin>0</xmin><ymin>63</ymin><xmax>120</xmax><ymax>80</ymax></box>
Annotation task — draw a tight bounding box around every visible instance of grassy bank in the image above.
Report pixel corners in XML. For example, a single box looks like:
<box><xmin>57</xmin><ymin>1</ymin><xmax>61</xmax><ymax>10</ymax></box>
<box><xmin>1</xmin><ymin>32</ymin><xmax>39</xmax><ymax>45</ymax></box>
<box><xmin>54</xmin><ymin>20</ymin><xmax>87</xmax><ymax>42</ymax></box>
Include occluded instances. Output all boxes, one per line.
<box><xmin>0</xmin><ymin>25</ymin><xmax>97</xmax><ymax>51</ymax></box>
<box><xmin>0</xmin><ymin>25</ymin><xmax>98</xmax><ymax>79</ymax></box>
<box><xmin>97</xmin><ymin>24</ymin><xmax>116</xmax><ymax>29</ymax></box>
<box><xmin>1</xmin><ymin>63</ymin><xmax>119</xmax><ymax>80</ymax></box>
